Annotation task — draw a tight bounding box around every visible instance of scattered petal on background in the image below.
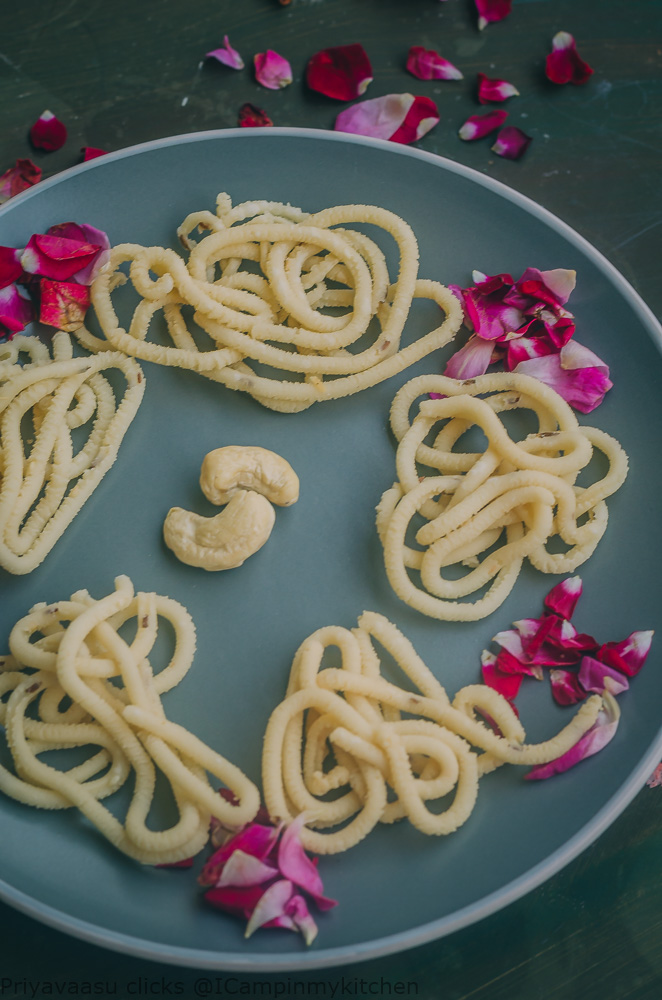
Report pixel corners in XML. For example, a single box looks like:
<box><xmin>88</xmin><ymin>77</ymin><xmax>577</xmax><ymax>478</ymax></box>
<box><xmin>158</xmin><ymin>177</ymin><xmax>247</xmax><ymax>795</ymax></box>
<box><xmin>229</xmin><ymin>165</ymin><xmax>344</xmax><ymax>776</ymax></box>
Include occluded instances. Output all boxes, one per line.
<box><xmin>335</xmin><ymin>93</ymin><xmax>438</xmax><ymax>144</ymax></box>
<box><xmin>38</xmin><ymin>278</ymin><xmax>91</xmax><ymax>331</ymax></box>
<box><xmin>477</xmin><ymin>73</ymin><xmax>519</xmax><ymax>103</ymax></box>
<box><xmin>647</xmin><ymin>763</ymin><xmax>662</xmax><ymax>788</ymax></box>
<box><xmin>254</xmin><ymin>49</ymin><xmax>293</xmax><ymax>90</ymax></box>
<box><xmin>407</xmin><ymin>46</ymin><xmax>463</xmax><ymax>81</ymax></box>
<box><xmin>526</xmin><ymin>693</ymin><xmax>620</xmax><ymax>780</ymax></box>
<box><xmin>475</xmin><ymin>0</ymin><xmax>512</xmax><ymax>30</ymax></box>
<box><xmin>0</xmin><ymin>158</ymin><xmax>42</xmax><ymax>202</ymax></box>
<box><xmin>238</xmin><ymin>103</ymin><xmax>273</xmax><ymax>127</ymax></box>
<box><xmin>306</xmin><ymin>44</ymin><xmax>373</xmax><ymax>100</ymax></box>
<box><xmin>390</xmin><ymin>95</ymin><xmax>439</xmax><ymax>143</ymax></box>
<box><xmin>546</xmin><ymin>32</ymin><xmax>594</xmax><ymax>85</ymax></box>
<box><xmin>491</xmin><ymin>125</ymin><xmax>532</xmax><ymax>159</ymax></box>
<box><xmin>206</xmin><ymin>35</ymin><xmax>245</xmax><ymax>71</ymax></box>
<box><xmin>0</xmin><ymin>283</ymin><xmax>32</xmax><ymax>337</ymax></box>
<box><xmin>458</xmin><ymin>109</ymin><xmax>508</xmax><ymax>140</ymax></box>
<box><xmin>81</xmin><ymin>147</ymin><xmax>108</xmax><ymax>161</ymax></box>
<box><xmin>29</xmin><ymin>110</ymin><xmax>67</xmax><ymax>152</ymax></box>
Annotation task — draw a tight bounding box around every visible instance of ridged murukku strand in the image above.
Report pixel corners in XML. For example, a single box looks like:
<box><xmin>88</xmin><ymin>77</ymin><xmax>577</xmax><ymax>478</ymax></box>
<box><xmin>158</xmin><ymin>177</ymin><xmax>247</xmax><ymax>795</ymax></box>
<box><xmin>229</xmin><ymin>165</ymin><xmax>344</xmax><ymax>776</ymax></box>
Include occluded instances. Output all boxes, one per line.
<box><xmin>261</xmin><ymin>611</ymin><xmax>605</xmax><ymax>854</ymax></box>
<box><xmin>376</xmin><ymin>372</ymin><xmax>628</xmax><ymax>621</ymax></box>
<box><xmin>0</xmin><ymin>576</ymin><xmax>260</xmax><ymax>864</ymax></box>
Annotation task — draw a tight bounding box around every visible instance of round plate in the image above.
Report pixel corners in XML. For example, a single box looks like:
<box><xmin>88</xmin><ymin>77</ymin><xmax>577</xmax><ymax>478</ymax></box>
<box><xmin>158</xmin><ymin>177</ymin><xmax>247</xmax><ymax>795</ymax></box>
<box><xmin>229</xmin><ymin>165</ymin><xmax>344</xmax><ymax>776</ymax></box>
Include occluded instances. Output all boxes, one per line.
<box><xmin>1</xmin><ymin>128</ymin><xmax>660</xmax><ymax>971</ymax></box>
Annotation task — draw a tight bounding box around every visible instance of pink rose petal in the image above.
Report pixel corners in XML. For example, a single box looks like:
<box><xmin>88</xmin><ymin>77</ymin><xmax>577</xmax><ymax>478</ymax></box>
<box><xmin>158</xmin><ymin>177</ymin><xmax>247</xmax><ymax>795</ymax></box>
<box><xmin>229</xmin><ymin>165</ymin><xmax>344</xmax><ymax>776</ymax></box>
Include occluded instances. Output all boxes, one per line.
<box><xmin>29</xmin><ymin>110</ymin><xmax>67</xmax><ymax>152</ymax></box>
<box><xmin>549</xmin><ymin>668</ymin><xmax>586</xmax><ymax>706</ymax></box>
<box><xmin>238</xmin><ymin>103</ymin><xmax>273</xmax><ymax>127</ymax></box>
<box><xmin>515</xmin><ymin>267</ymin><xmax>577</xmax><ymax>308</ymax></box>
<box><xmin>217</xmin><ymin>849</ymin><xmax>279</xmax><ymax>888</ymax></box>
<box><xmin>481</xmin><ymin>650</ymin><xmax>522</xmax><ymax>701</ymax></box>
<box><xmin>491</xmin><ymin>125</ymin><xmax>532</xmax><ymax>160</ymax></box>
<box><xmin>198</xmin><ymin>822</ymin><xmax>280</xmax><ymax>887</ymax></box>
<box><xmin>545</xmin><ymin>32</ymin><xmax>594</xmax><ymax>86</ymax></box>
<box><xmin>81</xmin><ymin>147</ymin><xmax>107</xmax><ymax>161</ymax></box>
<box><xmin>245</xmin><ymin>879</ymin><xmax>294</xmax><ymax>938</ymax></box>
<box><xmin>254</xmin><ymin>50</ymin><xmax>292</xmax><ymax>90</ymax></box>
<box><xmin>277</xmin><ymin>815</ymin><xmax>337</xmax><ymax>911</ymax></box>
<box><xmin>513</xmin><ymin>342</ymin><xmax>612</xmax><ymax>412</ymax></box>
<box><xmin>0</xmin><ymin>158</ymin><xmax>41</xmax><ymax>202</ymax></box>
<box><xmin>596</xmin><ymin>631</ymin><xmax>654</xmax><ymax>678</ymax></box>
<box><xmin>0</xmin><ymin>247</ymin><xmax>22</xmax><ymax>290</ymax></box>
<box><xmin>477</xmin><ymin>73</ymin><xmax>519</xmax><ymax>104</ymax></box>
<box><xmin>274</xmin><ymin>894</ymin><xmax>318</xmax><ymax>946</ymax></box>
<box><xmin>0</xmin><ymin>284</ymin><xmax>32</xmax><ymax>337</ymax></box>
<box><xmin>444</xmin><ymin>334</ymin><xmax>495</xmax><ymax>378</ymax></box>
<box><xmin>46</xmin><ymin>222</ymin><xmax>110</xmax><ymax>284</ymax></box>
<box><xmin>505</xmin><ymin>334</ymin><xmax>557</xmax><ymax>370</ymax></box>
<box><xmin>475</xmin><ymin>0</ymin><xmax>512</xmax><ymax>30</ymax></box>
<box><xmin>306</xmin><ymin>44</ymin><xmax>373</xmax><ymax>100</ymax></box>
<box><xmin>335</xmin><ymin>93</ymin><xmax>439</xmax><ymax>144</ymax></box>
<box><xmin>647</xmin><ymin>763</ymin><xmax>662</xmax><ymax>788</ymax></box>
<box><xmin>578</xmin><ymin>655</ymin><xmax>630</xmax><ymax>697</ymax></box>
<box><xmin>38</xmin><ymin>278</ymin><xmax>90</xmax><ymax>331</ymax></box>
<box><xmin>526</xmin><ymin>693</ymin><xmax>620</xmax><ymax>780</ymax></box>
<box><xmin>458</xmin><ymin>109</ymin><xmax>508</xmax><ymax>140</ymax></box>
<box><xmin>544</xmin><ymin>576</ymin><xmax>583</xmax><ymax>619</ymax></box>
<box><xmin>206</xmin><ymin>35</ymin><xmax>245</xmax><ymax>71</ymax></box>
<box><xmin>20</xmin><ymin>233</ymin><xmax>102</xmax><ymax>283</ymax></box>
<box><xmin>407</xmin><ymin>46</ymin><xmax>463</xmax><ymax>82</ymax></box>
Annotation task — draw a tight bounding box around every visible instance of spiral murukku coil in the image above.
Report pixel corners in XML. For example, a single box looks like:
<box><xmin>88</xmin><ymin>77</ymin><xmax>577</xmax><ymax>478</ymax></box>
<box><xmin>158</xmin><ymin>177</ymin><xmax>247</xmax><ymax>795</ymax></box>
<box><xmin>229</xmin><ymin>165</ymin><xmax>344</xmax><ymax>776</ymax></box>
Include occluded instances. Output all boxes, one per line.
<box><xmin>376</xmin><ymin>372</ymin><xmax>629</xmax><ymax>621</ymax></box>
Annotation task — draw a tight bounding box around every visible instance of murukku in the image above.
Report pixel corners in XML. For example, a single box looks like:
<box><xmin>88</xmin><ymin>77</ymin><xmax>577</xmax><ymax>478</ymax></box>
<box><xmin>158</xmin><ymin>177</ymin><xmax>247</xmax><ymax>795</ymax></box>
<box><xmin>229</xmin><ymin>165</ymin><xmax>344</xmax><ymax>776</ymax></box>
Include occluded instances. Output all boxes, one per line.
<box><xmin>0</xmin><ymin>576</ymin><xmax>260</xmax><ymax>864</ymax></box>
<box><xmin>261</xmin><ymin>611</ymin><xmax>605</xmax><ymax>854</ymax></box>
<box><xmin>376</xmin><ymin>372</ymin><xmax>628</xmax><ymax>621</ymax></box>
<box><xmin>0</xmin><ymin>332</ymin><xmax>145</xmax><ymax>575</ymax></box>
<box><xmin>74</xmin><ymin>194</ymin><xmax>463</xmax><ymax>412</ymax></box>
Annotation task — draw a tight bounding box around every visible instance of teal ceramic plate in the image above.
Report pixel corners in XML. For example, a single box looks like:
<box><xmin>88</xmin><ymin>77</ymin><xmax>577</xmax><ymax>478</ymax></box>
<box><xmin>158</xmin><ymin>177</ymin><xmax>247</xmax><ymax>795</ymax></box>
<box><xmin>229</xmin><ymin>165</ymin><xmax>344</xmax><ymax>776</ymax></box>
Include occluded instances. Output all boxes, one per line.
<box><xmin>0</xmin><ymin>129</ymin><xmax>660</xmax><ymax>971</ymax></box>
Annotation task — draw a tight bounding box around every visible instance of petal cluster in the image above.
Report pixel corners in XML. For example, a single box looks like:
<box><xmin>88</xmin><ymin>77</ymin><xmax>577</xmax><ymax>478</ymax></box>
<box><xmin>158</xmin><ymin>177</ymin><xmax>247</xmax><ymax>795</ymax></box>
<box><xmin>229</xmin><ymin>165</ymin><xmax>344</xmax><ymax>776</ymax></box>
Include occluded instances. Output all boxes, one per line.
<box><xmin>335</xmin><ymin>93</ymin><xmax>439</xmax><ymax>144</ymax></box>
<box><xmin>480</xmin><ymin>577</ymin><xmax>653</xmax><ymax>778</ymax></box>
<box><xmin>445</xmin><ymin>267</ymin><xmax>612</xmax><ymax>411</ymax></box>
<box><xmin>306</xmin><ymin>44</ymin><xmax>373</xmax><ymax>100</ymax></box>
<box><xmin>199</xmin><ymin>813</ymin><xmax>336</xmax><ymax>944</ymax></box>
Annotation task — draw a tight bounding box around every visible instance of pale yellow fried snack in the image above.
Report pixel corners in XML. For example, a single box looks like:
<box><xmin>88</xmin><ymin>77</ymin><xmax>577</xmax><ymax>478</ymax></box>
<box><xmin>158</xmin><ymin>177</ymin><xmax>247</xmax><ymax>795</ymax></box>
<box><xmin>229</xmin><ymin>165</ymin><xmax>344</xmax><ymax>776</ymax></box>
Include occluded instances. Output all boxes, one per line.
<box><xmin>75</xmin><ymin>195</ymin><xmax>463</xmax><ymax>412</ymax></box>
<box><xmin>376</xmin><ymin>372</ymin><xmax>628</xmax><ymax>621</ymax></box>
<box><xmin>0</xmin><ymin>576</ymin><xmax>260</xmax><ymax>864</ymax></box>
<box><xmin>261</xmin><ymin>611</ymin><xmax>605</xmax><ymax>854</ymax></box>
<box><xmin>0</xmin><ymin>332</ymin><xmax>145</xmax><ymax>575</ymax></box>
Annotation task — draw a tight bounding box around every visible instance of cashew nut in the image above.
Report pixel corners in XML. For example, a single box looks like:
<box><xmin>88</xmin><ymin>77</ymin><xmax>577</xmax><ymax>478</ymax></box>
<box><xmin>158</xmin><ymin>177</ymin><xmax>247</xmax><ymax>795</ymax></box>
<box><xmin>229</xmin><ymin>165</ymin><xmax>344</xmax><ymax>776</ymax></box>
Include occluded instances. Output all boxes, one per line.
<box><xmin>199</xmin><ymin>446</ymin><xmax>299</xmax><ymax>507</ymax></box>
<box><xmin>163</xmin><ymin>491</ymin><xmax>276</xmax><ymax>571</ymax></box>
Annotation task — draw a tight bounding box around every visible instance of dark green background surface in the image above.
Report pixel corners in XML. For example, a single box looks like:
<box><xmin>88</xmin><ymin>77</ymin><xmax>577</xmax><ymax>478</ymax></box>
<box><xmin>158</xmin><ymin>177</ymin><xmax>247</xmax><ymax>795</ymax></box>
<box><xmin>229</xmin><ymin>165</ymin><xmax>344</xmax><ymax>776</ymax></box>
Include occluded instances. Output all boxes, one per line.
<box><xmin>0</xmin><ymin>1</ymin><xmax>660</xmax><ymax>997</ymax></box>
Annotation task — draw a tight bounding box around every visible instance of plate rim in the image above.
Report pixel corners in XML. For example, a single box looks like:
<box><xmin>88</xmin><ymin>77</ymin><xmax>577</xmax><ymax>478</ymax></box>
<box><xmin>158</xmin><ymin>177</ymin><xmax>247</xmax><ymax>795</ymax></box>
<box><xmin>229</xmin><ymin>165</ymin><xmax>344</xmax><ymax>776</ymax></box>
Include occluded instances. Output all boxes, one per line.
<box><xmin>1</xmin><ymin>126</ymin><xmax>661</xmax><ymax>972</ymax></box>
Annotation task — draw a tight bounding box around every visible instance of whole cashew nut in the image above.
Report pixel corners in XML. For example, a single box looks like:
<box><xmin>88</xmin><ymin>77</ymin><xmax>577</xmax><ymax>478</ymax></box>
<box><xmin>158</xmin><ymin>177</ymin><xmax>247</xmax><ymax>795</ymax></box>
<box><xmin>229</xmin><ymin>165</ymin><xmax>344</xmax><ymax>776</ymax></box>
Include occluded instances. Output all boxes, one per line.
<box><xmin>163</xmin><ymin>491</ymin><xmax>276</xmax><ymax>571</ymax></box>
<box><xmin>200</xmin><ymin>446</ymin><xmax>299</xmax><ymax>507</ymax></box>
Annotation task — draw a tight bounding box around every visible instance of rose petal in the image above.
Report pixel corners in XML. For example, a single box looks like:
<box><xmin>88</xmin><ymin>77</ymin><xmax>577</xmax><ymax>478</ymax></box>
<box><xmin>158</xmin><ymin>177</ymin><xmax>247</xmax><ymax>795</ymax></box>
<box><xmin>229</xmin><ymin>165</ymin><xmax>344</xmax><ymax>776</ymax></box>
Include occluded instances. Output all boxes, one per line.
<box><xmin>245</xmin><ymin>879</ymin><xmax>294</xmax><ymax>938</ymax></box>
<box><xmin>444</xmin><ymin>334</ymin><xmax>495</xmax><ymax>378</ymax></box>
<box><xmin>544</xmin><ymin>576</ymin><xmax>583</xmax><ymax>619</ymax></box>
<box><xmin>0</xmin><ymin>158</ymin><xmax>42</xmax><ymax>203</ymax></box>
<box><xmin>306</xmin><ymin>44</ymin><xmax>373</xmax><ymax>100</ymax></box>
<box><xmin>206</xmin><ymin>35</ymin><xmax>245</xmax><ymax>71</ymax></box>
<box><xmin>336</xmin><ymin>93</ymin><xmax>439</xmax><ymax>144</ymax></box>
<box><xmin>155</xmin><ymin>857</ymin><xmax>195</xmax><ymax>869</ymax></box>
<box><xmin>475</xmin><ymin>0</ymin><xmax>512</xmax><ymax>30</ymax></box>
<box><xmin>204</xmin><ymin>883</ymin><xmax>267</xmax><ymax>919</ymax></box>
<box><xmin>0</xmin><ymin>284</ymin><xmax>32</xmax><ymax>336</ymax></box>
<box><xmin>481</xmin><ymin>650</ymin><xmax>522</xmax><ymax>701</ymax></box>
<box><xmin>458</xmin><ymin>109</ymin><xmax>508</xmax><ymax>140</ymax></box>
<box><xmin>578</xmin><ymin>655</ymin><xmax>630</xmax><ymax>696</ymax></box>
<box><xmin>516</xmin><ymin>267</ymin><xmax>577</xmax><ymax>307</ymax></box>
<box><xmin>477</xmin><ymin>73</ymin><xmax>519</xmax><ymax>104</ymax></box>
<box><xmin>46</xmin><ymin>223</ymin><xmax>110</xmax><ymax>284</ymax></box>
<box><xmin>526</xmin><ymin>693</ymin><xmax>620</xmax><ymax>780</ymax></box>
<box><xmin>390</xmin><ymin>95</ymin><xmax>440</xmax><ymax>144</ymax></box>
<box><xmin>81</xmin><ymin>147</ymin><xmax>107</xmax><ymax>161</ymax></box>
<box><xmin>491</xmin><ymin>125</ymin><xmax>532</xmax><ymax>160</ymax></box>
<box><xmin>647</xmin><ymin>763</ymin><xmax>662</xmax><ymax>788</ymax></box>
<box><xmin>238</xmin><ymin>103</ymin><xmax>273</xmax><ymax>127</ymax></box>
<box><xmin>513</xmin><ymin>343</ymin><xmax>612</xmax><ymax>412</ymax></box>
<box><xmin>0</xmin><ymin>247</ymin><xmax>23</xmax><ymax>289</ymax></box>
<box><xmin>505</xmin><ymin>334</ymin><xmax>557</xmax><ymax>370</ymax></box>
<box><xmin>407</xmin><ymin>46</ymin><xmax>463</xmax><ymax>82</ymax></box>
<box><xmin>216</xmin><ymin>849</ymin><xmax>279</xmax><ymax>888</ymax></box>
<box><xmin>279</xmin><ymin>894</ymin><xmax>319</xmax><ymax>946</ymax></box>
<box><xmin>38</xmin><ymin>278</ymin><xmax>90</xmax><ymax>331</ymax></box>
<box><xmin>596</xmin><ymin>630</ymin><xmax>654</xmax><ymax>678</ymax></box>
<box><xmin>20</xmin><ymin>234</ymin><xmax>101</xmax><ymax>282</ymax></box>
<box><xmin>545</xmin><ymin>32</ymin><xmax>594</xmax><ymax>86</ymax></box>
<box><xmin>277</xmin><ymin>815</ymin><xmax>337</xmax><ymax>911</ymax></box>
<box><xmin>198</xmin><ymin>822</ymin><xmax>280</xmax><ymax>887</ymax></box>
<box><xmin>29</xmin><ymin>110</ymin><xmax>67</xmax><ymax>152</ymax></box>
<box><xmin>549</xmin><ymin>668</ymin><xmax>586</xmax><ymax>706</ymax></box>
<box><xmin>254</xmin><ymin>50</ymin><xmax>292</xmax><ymax>90</ymax></box>
<box><xmin>496</xmin><ymin>647</ymin><xmax>544</xmax><ymax>680</ymax></box>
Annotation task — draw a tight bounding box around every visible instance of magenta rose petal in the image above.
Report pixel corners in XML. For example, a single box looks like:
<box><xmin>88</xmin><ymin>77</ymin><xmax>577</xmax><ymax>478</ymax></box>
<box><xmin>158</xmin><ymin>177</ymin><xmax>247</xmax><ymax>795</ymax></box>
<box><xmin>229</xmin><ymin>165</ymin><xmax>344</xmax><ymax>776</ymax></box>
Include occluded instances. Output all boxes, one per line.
<box><xmin>505</xmin><ymin>335</ymin><xmax>557</xmax><ymax>369</ymax></box>
<box><xmin>38</xmin><ymin>278</ymin><xmax>90</xmax><ymax>331</ymax></box>
<box><xmin>545</xmin><ymin>32</ymin><xmax>594</xmax><ymax>86</ymax></box>
<box><xmin>306</xmin><ymin>44</ymin><xmax>373</xmax><ymax>100</ymax></box>
<box><xmin>81</xmin><ymin>147</ymin><xmax>107</xmax><ymax>161</ymax></box>
<box><xmin>254</xmin><ymin>50</ymin><xmax>292</xmax><ymax>90</ymax></box>
<box><xmin>458</xmin><ymin>109</ymin><xmax>508</xmax><ymax>140</ymax></box>
<box><xmin>245</xmin><ymin>879</ymin><xmax>295</xmax><ymax>938</ymax></box>
<box><xmin>206</xmin><ymin>35</ymin><xmax>245</xmax><ymax>71</ymax></box>
<box><xmin>277</xmin><ymin>815</ymin><xmax>337</xmax><ymax>911</ymax></box>
<box><xmin>491</xmin><ymin>125</ymin><xmax>532</xmax><ymax>159</ymax></box>
<box><xmin>481</xmin><ymin>650</ymin><xmax>523</xmax><ymax>701</ymax></box>
<box><xmin>444</xmin><ymin>334</ymin><xmax>495</xmax><ymax>378</ymax></box>
<box><xmin>0</xmin><ymin>158</ymin><xmax>42</xmax><ymax>202</ymax></box>
<box><xmin>29</xmin><ymin>110</ymin><xmax>67</xmax><ymax>152</ymax></box>
<box><xmin>390</xmin><ymin>95</ymin><xmax>439</xmax><ymax>143</ymax></box>
<box><xmin>204</xmin><ymin>883</ymin><xmax>268</xmax><ymax>919</ymax></box>
<box><xmin>335</xmin><ymin>94</ymin><xmax>438</xmax><ymax>144</ymax></box>
<box><xmin>477</xmin><ymin>73</ymin><xmax>520</xmax><ymax>104</ymax></box>
<box><xmin>216</xmin><ymin>849</ymin><xmax>279</xmax><ymax>888</ymax></box>
<box><xmin>407</xmin><ymin>46</ymin><xmax>463</xmax><ymax>82</ymax></box>
<box><xmin>544</xmin><ymin>576</ymin><xmax>583</xmax><ymax>619</ymax></box>
<box><xmin>475</xmin><ymin>0</ymin><xmax>512</xmax><ymax>30</ymax></box>
<box><xmin>0</xmin><ymin>247</ymin><xmax>23</xmax><ymax>289</ymax></box>
<box><xmin>46</xmin><ymin>222</ymin><xmax>110</xmax><ymax>284</ymax></box>
<box><xmin>549</xmin><ymin>668</ymin><xmax>586</xmax><ymax>706</ymax></box>
<box><xmin>0</xmin><ymin>284</ymin><xmax>32</xmax><ymax>336</ymax></box>
<box><xmin>198</xmin><ymin>822</ymin><xmax>280</xmax><ymax>887</ymax></box>
<box><xmin>238</xmin><ymin>103</ymin><xmax>273</xmax><ymax>127</ymax></box>
<box><xmin>597</xmin><ymin>631</ymin><xmax>654</xmax><ymax>678</ymax></box>
<box><xmin>20</xmin><ymin>234</ymin><xmax>101</xmax><ymax>283</ymax></box>
<box><xmin>525</xmin><ymin>693</ymin><xmax>620</xmax><ymax>780</ymax></box>
<box><xmin>578</xmin><ymin>656</ymin><xmax>630</xmax><ymax>697</ymax></box>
